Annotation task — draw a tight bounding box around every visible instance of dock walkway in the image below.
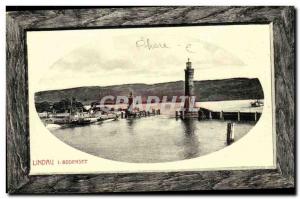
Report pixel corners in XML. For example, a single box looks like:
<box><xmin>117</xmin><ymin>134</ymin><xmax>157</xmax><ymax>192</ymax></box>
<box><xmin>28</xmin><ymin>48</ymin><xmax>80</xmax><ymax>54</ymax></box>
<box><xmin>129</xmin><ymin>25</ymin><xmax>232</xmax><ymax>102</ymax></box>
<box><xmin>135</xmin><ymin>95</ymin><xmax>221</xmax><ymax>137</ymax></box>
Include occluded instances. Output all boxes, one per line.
<box><xmin>176</xmin><ymin>107</ymin><xmax>262</xmax><ymax>122</ymax></box>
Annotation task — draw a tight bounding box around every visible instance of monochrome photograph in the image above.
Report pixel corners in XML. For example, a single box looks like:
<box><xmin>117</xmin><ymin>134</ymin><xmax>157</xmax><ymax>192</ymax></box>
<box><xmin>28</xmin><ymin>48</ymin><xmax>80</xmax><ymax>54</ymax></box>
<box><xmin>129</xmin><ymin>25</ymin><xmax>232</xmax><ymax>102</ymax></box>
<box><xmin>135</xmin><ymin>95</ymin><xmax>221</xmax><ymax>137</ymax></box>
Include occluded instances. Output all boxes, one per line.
<box><xmin>26</xmin><ymin>24</ymin><xmax>275</xmax><ymax>174</ymax></box>
<box><xmin>6</xmin><ymin>6</ymin><xmax>295</xmax><ymax>194</ymax></box>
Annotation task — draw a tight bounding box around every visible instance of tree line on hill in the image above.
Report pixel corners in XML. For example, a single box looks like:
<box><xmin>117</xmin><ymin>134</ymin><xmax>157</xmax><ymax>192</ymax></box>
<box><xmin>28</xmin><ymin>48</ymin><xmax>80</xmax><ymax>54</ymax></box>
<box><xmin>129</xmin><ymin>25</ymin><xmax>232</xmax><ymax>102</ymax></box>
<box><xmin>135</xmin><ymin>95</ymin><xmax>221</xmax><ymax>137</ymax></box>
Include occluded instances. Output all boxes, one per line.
<box><xmin>35</xmin><ymin>78</ymin><xmax>264</xmax><ymax>113</ymax></box>
<box><xmin>35</xmin><ymin>98</ymin><xmax>86</xmax><ymax>113</ymax></box>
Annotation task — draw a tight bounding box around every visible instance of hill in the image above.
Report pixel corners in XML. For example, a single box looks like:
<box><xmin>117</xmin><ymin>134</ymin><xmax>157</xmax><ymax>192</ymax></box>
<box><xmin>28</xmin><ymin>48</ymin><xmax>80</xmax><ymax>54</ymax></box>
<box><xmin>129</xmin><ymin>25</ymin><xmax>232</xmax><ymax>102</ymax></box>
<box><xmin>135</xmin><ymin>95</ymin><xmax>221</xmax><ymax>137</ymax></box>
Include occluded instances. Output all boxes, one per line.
<box><xmin>34</xmin><ymin>78</ymin><xmax>264</xmax><ymax>104</ymax></box>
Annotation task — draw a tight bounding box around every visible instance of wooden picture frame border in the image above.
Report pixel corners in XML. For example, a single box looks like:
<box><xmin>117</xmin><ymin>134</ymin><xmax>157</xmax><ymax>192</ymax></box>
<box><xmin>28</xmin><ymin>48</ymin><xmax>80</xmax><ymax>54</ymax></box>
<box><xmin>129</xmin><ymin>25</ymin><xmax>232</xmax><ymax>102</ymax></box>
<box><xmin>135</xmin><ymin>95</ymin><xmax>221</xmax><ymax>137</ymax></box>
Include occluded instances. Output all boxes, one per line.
<box><xmin>6</xmin><ymin>6</ymin><xmax>295</xmax><ymax>194</ymax></box>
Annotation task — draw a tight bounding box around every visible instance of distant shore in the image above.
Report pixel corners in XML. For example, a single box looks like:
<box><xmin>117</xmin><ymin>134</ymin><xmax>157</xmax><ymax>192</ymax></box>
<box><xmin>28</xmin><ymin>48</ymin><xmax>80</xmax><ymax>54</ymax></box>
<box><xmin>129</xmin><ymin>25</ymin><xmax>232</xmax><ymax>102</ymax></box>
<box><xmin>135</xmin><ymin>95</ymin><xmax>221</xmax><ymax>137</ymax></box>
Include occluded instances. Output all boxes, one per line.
<box><xmin>35</xmin><ymin>77</ymin><xmax>264</xmax><ymax>104</ymax></box>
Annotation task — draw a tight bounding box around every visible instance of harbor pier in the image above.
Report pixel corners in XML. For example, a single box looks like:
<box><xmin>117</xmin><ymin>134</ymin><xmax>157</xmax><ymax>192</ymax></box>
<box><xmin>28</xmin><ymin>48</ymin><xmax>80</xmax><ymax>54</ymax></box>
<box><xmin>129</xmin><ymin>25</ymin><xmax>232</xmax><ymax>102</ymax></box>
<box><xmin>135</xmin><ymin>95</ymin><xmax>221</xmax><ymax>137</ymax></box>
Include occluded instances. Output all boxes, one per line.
<box><xmin>176</xmin><ymin>107</ymin><xmax>261</xmax><ymax>122</ymax></box>
<box><xmin>175</xmin><ymin>59</ymin><xmax>262</xmax><ymax>122</ymax></box>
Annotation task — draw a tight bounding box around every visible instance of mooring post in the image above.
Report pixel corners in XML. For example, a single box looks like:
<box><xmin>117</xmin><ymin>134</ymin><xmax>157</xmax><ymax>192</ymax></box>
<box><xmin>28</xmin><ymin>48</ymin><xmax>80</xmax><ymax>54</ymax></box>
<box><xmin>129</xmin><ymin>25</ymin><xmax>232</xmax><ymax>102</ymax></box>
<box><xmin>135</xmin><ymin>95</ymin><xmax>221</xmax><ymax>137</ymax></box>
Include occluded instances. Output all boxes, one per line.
<box><xmin>254</xmin><ymin>112</ymin><xmax>258</xmax><ymax>121</ymax></box>
<box><xmin>220</xmin><ymin>111</ymin><xmax>224</xmax><ymax>120</ymax></box>
<box><xmin>231</xmin><ymin>123</ymin><xmax>235</xmax><ymax>142</ymax></box>
<box><xmin>238</xmin><ymin>111</ymin><xmax>240</xmax><ymax>122</ymax></box>
<box><xmin>180</xmin><ymin>111</ymin><xmax>184</xmax><ymax>119</ymax></box>
<box><xmin>209</xmin><ymin>111</ymin><xmax>212</xmax><ymax>120</ymax></box>
<box><xmin>226</xmin><ymin>122</ymin><xmax>235</xmax><ymax>145</ymax></box>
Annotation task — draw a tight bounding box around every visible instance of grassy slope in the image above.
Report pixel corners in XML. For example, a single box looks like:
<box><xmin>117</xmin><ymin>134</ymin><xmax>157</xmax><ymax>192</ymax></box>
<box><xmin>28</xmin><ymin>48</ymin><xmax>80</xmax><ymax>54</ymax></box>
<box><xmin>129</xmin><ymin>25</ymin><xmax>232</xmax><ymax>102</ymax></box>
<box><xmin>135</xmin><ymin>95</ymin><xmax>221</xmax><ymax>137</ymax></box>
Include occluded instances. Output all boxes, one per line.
<box><xmin>35</xmin><ymin>78</ymin><xmax>264</xmax><ymax>103</ymax></box>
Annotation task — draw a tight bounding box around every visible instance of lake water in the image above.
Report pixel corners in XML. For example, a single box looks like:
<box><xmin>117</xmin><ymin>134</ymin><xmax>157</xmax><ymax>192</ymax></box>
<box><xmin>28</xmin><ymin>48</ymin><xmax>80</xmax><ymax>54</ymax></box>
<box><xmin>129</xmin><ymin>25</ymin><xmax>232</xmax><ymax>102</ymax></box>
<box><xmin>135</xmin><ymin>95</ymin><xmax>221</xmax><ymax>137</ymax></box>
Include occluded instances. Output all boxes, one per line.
<box><xmin>50</xmin><ymin>115</ymin><xmax>256</xmax><ymax>163</ymax></box>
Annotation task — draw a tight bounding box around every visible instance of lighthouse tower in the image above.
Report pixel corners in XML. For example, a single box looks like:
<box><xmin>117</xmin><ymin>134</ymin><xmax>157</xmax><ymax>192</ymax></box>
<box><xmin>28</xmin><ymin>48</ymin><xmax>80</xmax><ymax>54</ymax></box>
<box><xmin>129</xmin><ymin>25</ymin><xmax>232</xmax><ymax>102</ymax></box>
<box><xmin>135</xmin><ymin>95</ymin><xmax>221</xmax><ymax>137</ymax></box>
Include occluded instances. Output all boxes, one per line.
<box><xmin>184</xmin><ymin>58</ymin><xmax>194</xmax><ymax>96</ymax></box>
<box><xmin>184</xmin><ymin>58</ymin><xmax>195</xmax><ymax>110</ymax></box>
<box><xmin>175</xmin><ymin>58</ymin><xmax>199</xmax><ymax>119</ymax></box>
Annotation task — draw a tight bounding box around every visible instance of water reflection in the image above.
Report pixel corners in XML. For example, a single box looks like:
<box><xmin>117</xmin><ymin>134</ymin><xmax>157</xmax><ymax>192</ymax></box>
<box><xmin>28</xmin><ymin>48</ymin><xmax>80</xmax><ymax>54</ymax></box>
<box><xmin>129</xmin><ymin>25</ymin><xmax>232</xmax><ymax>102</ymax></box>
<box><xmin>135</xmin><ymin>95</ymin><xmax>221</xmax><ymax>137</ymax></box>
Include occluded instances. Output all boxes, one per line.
<box><xmin>49</xmin><ymin>116</ymin><xmax>255</xmax><ymax>163</ymax></box>
<box><xmin>126</xmin><ymin>118</ymin><xmax>136</xmax><ymax>129</ymax></box>
<box><xmin>180</xmin><ymin>119</ymin><xmax>200</xmax><ymax>159</ymax></box>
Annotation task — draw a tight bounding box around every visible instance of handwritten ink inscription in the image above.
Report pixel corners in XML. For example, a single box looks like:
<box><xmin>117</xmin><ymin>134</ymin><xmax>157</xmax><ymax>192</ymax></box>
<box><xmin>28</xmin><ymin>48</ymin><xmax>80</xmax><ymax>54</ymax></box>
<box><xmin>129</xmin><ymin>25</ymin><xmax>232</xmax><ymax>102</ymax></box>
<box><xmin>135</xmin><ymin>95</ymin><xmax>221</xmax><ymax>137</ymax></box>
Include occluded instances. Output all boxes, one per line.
<box><xmin>136</xmin><ymin>37</ymin><xmax>169</xmax><ymax>50</ymax></box>
<box><xmin>136</xmin><ymin>37</ymin><xmax>195</xmax><ymax>53</ymax></box>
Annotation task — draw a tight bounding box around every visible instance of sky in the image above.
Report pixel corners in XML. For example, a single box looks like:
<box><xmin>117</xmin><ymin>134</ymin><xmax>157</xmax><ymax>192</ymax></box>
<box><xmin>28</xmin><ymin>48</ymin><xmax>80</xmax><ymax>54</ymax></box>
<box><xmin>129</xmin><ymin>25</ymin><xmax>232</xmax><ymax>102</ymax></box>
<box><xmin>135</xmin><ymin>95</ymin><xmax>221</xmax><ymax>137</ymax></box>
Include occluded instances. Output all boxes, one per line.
<box><xmin>27</xmin><ymin>25</ymin><xmax>272</xmax><ymax>91</ymax></box>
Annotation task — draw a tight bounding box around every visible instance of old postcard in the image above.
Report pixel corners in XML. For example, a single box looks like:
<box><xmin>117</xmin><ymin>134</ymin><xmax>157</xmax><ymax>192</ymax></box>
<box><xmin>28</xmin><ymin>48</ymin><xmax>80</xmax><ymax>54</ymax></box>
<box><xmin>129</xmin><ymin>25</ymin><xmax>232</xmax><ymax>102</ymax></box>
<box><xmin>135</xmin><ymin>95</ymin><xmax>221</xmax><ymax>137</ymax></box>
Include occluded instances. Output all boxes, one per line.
<box><xmin>27</xmin><ymin>24</ymin><xmax>275</xmax><ymax>175</ymax></box>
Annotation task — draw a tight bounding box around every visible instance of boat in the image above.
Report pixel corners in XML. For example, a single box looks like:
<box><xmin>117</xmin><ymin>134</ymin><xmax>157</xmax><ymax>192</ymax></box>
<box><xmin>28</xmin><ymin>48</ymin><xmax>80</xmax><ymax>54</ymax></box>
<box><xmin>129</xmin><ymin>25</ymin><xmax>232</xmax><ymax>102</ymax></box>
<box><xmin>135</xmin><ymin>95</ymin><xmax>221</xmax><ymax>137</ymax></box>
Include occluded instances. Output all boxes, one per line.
<box><xmin>46</xmin><ymin>123</ymin><xmax>62</xmax><ymax>129</ymax></box>
<box><xmin>97</xmin><ymin>113</ymin><xmax>118</xmax><ymax>121</ymax></box>
<box><xmin>251</xmin><ymin>99</ymin><xmax>264</xmax><ymax>107</ymax></box>
<box><xmin>76</xmin><ymin>118</ymin><xmax>92</xmax><ymax>125</ymax></box>
<box><xmin>41</xmin><ymin>101</ymin><xmax>118</xmax><ymax>127</ymax></box>
<box><xmin>48</xmin><ymin>113</ymin><xmax>70</xmax><ymax>125</ymax></box>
